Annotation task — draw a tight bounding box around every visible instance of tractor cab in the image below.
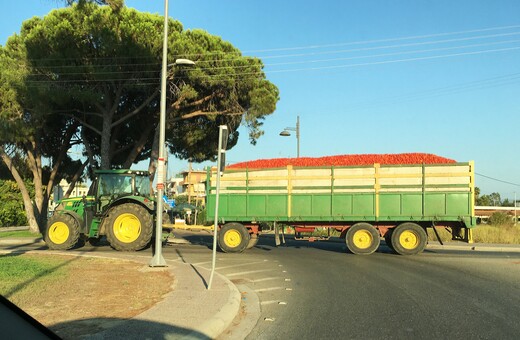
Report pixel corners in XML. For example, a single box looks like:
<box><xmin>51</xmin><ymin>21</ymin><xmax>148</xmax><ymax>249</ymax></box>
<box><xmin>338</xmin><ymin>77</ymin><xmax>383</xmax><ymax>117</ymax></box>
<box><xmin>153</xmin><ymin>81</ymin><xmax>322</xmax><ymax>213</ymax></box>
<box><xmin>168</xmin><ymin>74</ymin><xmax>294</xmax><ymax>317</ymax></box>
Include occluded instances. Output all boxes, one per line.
<box><xmin>89</xmin><ymin>170</ymin><xmax>153</xmax><ymax>213</ymax></box>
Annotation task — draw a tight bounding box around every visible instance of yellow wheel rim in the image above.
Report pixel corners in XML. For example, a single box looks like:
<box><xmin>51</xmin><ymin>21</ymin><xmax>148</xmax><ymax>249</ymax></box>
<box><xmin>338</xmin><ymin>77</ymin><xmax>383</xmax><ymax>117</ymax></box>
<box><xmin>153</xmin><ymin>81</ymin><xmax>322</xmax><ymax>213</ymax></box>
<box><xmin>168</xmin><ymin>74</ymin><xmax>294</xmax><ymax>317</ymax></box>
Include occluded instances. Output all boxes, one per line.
<box><xmin>353</xmin><ymin>229</ymin><xmax>373</xmax><ymax>249</ymax></box>
<box><xmin>224</xmin><ymin>229</ymin><xmax>242</xmax><ymax>248</ymax></box>
<box><xmin>113</xmin><ymin>213</ymin><xmax>141</xmax><ymax>243</ymax></box>
<box><xmin>48</xmin><ymin>221</ymin><xmax>69</xmax><ymax>244</ymax></box>
<box><xmin>399</xmin><ymin>230</ymin><xmax>419</xmax><ymax>250</ymax></box>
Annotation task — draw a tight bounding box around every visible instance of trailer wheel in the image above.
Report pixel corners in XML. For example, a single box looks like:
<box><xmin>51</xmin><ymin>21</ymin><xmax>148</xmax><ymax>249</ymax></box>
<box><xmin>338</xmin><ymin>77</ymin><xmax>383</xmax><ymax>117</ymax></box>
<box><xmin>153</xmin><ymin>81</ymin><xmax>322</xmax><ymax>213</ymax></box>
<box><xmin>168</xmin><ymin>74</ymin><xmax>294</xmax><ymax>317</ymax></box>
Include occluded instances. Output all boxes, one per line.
<box><xmin>391</xmin><ymin>223</ymin><xmax>427</xmax><ymax>255</ymax></box>
<box><xmin>218</xmin><ymin>223</ymin><xmax>250</xmax><ymax>253</ymax></box>
<box><xmin>345</xmin><ymin>223</ymin><xmax>380</xmax><ymax>255</ymax></box>
<box><xmin>45</xmin><ymin>214</ymin><xmax>81</xmax><ymax>250</ymax></box>
<box><xmin>105</xmin><ymin>203</ymin><xmax>153</xmax><ymax>251</ymax></box>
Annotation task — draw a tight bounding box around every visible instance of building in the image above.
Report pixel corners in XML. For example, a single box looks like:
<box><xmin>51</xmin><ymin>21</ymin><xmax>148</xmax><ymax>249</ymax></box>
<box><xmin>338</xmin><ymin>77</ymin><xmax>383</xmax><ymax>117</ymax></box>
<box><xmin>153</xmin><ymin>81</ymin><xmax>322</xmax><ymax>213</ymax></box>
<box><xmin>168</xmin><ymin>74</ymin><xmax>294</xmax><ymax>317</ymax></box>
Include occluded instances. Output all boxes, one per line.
<box><xmin>49</xmin><ymin>179</ymin><xmax>89</xmax><ymax>213</ymax></box>
<box><xmin>179</xmin><ymin>169</ymin><xmax>207</xmax><ymax>206</ymax></box>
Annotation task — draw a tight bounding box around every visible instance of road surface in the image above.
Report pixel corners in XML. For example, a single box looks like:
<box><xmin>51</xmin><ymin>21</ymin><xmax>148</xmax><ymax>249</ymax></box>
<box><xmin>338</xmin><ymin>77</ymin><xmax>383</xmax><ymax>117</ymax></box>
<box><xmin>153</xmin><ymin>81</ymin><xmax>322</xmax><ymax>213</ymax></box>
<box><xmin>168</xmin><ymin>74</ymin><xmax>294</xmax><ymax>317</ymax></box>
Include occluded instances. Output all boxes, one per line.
<box><xmin>4</xmin><ymin>232</ymin><xmax>520</xmax><ymax>339</ymax></box>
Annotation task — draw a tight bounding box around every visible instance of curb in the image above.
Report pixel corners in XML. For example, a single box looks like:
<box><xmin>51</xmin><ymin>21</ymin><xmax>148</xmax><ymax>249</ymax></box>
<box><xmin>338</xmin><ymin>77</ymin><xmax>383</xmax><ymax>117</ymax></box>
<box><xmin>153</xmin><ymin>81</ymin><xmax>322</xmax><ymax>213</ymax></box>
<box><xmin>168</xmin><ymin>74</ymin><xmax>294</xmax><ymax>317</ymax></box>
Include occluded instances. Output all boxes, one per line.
<box><xmin>426</xmin><ymin>242</ymin><xmax>520</xmax><ymax>253</ymax></box>
<box><xmin>183</xmin><ymin>270</ymin><xmax>241</xmax><ymax>339</ymax></box>
<box><xmin>0</xmin><ymin>238</ymin><xmax>44</xmax><ymax>246</ymax></box>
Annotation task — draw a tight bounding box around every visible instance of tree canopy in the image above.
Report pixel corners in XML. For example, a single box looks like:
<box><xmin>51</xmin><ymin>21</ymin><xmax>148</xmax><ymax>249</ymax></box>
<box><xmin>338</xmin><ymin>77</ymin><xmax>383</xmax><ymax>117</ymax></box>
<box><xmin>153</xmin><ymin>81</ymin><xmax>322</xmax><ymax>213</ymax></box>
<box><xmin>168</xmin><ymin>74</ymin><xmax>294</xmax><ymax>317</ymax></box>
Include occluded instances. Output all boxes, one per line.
<box><xmin>0</xmin><ymin>2</ymin><xmax>279</xmax><ymax>231</ymax></box>
<box><xmin>18</xmin><ymin>3</ymin><xmax>278</xmax><ymax>169</ymax></box>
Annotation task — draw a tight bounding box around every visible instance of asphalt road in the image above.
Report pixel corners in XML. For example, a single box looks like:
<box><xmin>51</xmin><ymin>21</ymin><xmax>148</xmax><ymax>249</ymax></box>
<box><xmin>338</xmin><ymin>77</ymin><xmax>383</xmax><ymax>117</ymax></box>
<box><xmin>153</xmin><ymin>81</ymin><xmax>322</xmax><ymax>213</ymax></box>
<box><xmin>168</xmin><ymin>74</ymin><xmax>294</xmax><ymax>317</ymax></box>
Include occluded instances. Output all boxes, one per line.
<box><xmin>246</xmin><ymin>237</ymin><xmax>520</xmax><ymax>340</ymax></box>
<box><xmin>4</xmin><ymin>233</ymin><xmax>520</xmax><ymax>339</ymax></box>
<box><xmin>163</xmin><ymin>233</ymin><xmax>520</xmax><ymax>340</ymax></box>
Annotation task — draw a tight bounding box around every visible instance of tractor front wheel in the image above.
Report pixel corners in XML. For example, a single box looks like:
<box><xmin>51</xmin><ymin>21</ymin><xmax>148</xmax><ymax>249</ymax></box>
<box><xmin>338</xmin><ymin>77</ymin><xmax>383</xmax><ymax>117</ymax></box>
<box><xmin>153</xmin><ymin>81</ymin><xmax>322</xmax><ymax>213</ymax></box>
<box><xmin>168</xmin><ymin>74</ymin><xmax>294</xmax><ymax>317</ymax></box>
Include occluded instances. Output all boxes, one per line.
<box><xmin>45</xmin><ymin>214</ymin><xmax>81</xmax><ymax>250</ymax></box>
<box><xmin>105</xmin><ymin>203</ymin><xmax>153</xmax><ymax>251</ymax></box>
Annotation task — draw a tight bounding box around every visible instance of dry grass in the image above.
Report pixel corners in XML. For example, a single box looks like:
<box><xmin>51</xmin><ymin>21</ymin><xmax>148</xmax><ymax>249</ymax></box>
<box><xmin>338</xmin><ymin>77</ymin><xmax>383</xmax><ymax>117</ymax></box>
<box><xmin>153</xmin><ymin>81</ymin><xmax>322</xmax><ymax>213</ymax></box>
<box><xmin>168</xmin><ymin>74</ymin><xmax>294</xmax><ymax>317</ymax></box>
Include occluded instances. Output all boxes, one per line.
<box><xmin>428</xmin><ymin>224</ymin><xmax>520</xmax><ymax>244</ymax></box>
<box><xmin>0</xmin><ymin>253</ymin><xmax>173</xmax><ymax>339</ymax></box>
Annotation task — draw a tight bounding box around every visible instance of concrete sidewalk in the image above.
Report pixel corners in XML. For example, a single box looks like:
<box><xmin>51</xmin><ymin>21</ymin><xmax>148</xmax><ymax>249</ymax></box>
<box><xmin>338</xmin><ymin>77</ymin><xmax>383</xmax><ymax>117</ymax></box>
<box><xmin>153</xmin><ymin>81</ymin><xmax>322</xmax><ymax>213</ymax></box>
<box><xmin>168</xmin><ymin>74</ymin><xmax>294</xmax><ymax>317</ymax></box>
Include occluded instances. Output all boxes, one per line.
<box><xmin>87</xmin><ymin>255</ymin><xmax>241</xmax><ymax>340</ymax></box>
<box><xmin>0</xmin><ymin>235</ymin><xmax>242</xmax><ymax>340</ymax></box>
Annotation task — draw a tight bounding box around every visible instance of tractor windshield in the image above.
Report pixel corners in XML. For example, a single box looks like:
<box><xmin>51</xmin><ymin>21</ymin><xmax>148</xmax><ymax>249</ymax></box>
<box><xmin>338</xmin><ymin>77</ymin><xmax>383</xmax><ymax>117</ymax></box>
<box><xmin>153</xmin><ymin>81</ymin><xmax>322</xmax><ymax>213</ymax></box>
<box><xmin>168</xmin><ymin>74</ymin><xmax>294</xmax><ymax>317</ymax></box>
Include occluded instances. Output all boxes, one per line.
<box><xmin>135</xmin><ymin>175</ymin><xmax>151</xmax><ymax>197</ymax></box>
<box><xmin>98</xmin><ymin>174</ymin><xmax>132</xmax><ymax>196</ymax></box>
<box><xmin>95</xmin><ymin>172</ymin><xmax>151</xmax><ymax>198</ymax></box>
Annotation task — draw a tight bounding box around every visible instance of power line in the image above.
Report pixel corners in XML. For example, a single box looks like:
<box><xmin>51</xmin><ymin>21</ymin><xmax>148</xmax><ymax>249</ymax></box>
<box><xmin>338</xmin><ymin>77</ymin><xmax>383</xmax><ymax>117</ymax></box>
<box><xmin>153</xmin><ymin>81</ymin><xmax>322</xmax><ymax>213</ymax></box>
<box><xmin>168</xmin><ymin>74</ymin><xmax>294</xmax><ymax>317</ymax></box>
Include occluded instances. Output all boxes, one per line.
<box><xmin>476</xmin><ymin>173</ymin><xmax>520</xmax><ymax>187</ymax></box>
<box><xmin>345</xmin><ymin>72</ymin><xmax>520</xmax><ymax>111</ymax></box>
<box><xmin>19</xmin><ymin>44</ymin><xmax>520</xmax><ymax>85</ymax></box>
<box><xmin>255</xmin><ymin>31</ymin><xmax>520</xmax><ymax>61</ymax></box>
<box><xmin>263</xmin><ymin>46</ymin><xmax>520</xmax><ymax>74</ymax></box>
<box><xmin>20</xmin><ymin>24</ymin><xmax>520</xmax><ymax>64</ymax></box>
<box><xmin>263</xmin><ymin>39</ymin><xmax>520</xmax><ymax>68</ymax></box>
<box><xmin>21</xmin><ymin>38</ymin><xmax>520</xmax><ymax>76</ymax></box>
<box><xmin>243</xmin><ymin>24</ymin><xmax>520</xmax><ymax>54</ymax></box>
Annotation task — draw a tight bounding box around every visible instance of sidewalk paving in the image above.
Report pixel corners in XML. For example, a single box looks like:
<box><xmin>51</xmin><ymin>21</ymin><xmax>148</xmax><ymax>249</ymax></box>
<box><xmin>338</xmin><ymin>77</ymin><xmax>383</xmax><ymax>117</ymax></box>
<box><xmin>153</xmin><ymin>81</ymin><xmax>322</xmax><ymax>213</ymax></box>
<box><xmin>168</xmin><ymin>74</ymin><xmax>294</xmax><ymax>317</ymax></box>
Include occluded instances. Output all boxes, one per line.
<box><xmin>0</xmin><ymin>235</ymin><xmax>242</xmax><ymax>340</ymax></box>
<box><xmin>88</xmin><ymin>255</ymin><xmax>242</xmax><ymax>340</ymax></box>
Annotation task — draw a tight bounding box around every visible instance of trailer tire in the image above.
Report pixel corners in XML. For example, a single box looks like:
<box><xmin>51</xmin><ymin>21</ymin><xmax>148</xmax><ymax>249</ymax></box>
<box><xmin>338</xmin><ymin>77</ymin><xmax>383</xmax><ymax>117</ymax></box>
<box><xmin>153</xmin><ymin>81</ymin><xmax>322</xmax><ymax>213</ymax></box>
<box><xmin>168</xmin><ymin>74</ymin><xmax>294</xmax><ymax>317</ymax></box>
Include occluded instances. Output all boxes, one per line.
<box><xmin>346</xmin><ymin>223</ymin><xmax>380</xmax><ymax>255</ymax></box>
<box><xmin>218</xmin><ymin>223</ymin><xmax>250</xmax><ymax>253</ymax></box>
<box><xmin>45</xmin><ymin>214</ymin><xmax>81</xmax><ymax>250</ymax></box>
<box><xmin>105</xmin><ymin>203</ymin><xmax>153</xmax><ymax>251</ymax></box>
<box><xmin>391</xmin><ymin>222</ymin><xmax>427</xmax><ymax>255</ymax></box>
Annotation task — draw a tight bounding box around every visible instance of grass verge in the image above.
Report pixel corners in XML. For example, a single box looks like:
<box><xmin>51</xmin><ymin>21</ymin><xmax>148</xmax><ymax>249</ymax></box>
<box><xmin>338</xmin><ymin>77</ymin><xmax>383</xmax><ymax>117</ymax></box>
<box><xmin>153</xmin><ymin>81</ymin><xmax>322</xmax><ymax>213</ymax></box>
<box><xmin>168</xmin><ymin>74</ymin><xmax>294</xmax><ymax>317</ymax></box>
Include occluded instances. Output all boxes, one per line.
<box><xmin>0</xmin><ymin>254</ymin><xmax>68</xmax><ymax>305</ymax></box>
<box><xmin>0</xmin><ymin>230</ymin><xmax>42</xmax><ymax>238</ymax></box>
<box><xmin>428</xmin><ymin>224</ymin><xmax>520</xmax><ymax>244</ymax></box>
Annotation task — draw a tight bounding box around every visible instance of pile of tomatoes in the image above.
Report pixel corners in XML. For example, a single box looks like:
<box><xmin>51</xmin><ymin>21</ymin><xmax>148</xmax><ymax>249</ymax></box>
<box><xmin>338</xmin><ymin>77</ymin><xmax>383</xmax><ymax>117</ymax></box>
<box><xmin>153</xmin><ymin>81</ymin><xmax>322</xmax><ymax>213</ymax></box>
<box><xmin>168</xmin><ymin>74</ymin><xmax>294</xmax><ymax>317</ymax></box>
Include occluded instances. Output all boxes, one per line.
<box><xmin>227</xmin><ymin>153</ymin><xmax>456</xmax><ymax>169</ymax></box>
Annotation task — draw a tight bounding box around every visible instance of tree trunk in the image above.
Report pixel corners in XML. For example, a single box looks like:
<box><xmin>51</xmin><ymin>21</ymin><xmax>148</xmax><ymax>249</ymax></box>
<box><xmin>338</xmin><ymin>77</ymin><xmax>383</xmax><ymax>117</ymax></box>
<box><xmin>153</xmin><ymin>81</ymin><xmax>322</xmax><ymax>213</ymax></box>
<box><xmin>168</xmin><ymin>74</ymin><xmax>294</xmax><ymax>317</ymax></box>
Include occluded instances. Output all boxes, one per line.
<box><xmin>122</xmin><ymin>124</ymin><xmax>154</xmax><ymax>169</ymax></box>
<box><xmin>0</xmin><ymin>148</ymin><xmax>41</xmax><ymax>233</ymax></box>
<box><xmin>64</xmin><ymin>160</ymin><xmax>88</xmax><ymax>198</ymax></box>
<box><xmin>100</xmin><ymin>113</ymin><xmax>112</xmax><ymax>169</ymax></box>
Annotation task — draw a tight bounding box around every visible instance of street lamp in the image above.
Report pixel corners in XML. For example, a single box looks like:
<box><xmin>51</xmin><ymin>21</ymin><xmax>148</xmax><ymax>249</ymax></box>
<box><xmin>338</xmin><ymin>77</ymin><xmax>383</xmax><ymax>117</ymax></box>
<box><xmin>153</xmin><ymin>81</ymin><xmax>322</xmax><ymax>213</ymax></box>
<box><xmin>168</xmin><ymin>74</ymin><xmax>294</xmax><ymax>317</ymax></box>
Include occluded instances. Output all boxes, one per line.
<box><xmin>150</xmin><ymin>0</ymin><xmax>194</xmax><ymax>267</ymax></box>
<box><xmin>279</xmin><ymin>115</ymin><xmax>300</xmax><ymax>158</ymax></box>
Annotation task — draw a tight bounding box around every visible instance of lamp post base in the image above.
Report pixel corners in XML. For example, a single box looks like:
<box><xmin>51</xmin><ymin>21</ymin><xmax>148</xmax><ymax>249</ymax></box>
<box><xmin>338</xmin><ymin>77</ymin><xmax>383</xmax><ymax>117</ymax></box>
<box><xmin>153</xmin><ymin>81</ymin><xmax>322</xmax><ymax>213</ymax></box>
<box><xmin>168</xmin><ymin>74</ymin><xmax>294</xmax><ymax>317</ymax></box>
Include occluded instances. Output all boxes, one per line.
<box><xmin>149</xmin><ymin>253</ymin><xmax>167</xmax><ymax>267</ymax></box>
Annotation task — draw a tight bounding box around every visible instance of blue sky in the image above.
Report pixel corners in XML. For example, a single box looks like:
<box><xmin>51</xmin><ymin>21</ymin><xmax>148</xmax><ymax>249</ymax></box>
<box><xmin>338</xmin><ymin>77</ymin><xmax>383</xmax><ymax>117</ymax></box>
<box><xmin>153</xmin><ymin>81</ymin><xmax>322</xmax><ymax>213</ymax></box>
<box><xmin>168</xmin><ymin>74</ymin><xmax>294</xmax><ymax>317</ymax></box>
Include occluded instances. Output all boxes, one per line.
<box><xmin>1</xmin><ymin>0</ymin><xmax>519</xmax><ymax>200</ymax></box>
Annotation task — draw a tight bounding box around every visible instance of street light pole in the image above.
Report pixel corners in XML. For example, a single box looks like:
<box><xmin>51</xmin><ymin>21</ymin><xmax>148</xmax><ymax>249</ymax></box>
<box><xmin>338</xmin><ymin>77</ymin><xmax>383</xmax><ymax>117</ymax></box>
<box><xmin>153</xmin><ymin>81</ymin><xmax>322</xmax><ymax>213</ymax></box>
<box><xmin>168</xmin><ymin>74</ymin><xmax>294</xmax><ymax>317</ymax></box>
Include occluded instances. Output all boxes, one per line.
<box><xmin>150</xmin><ymin>0</ymin><xmax>194</xmax><ymax>267</ymax></box>
<box><xmin>296</xmin><ymin>115</ymin><xmax>300</xmax><ymax>158</ymax></box>
<box><xmin>280</xmin><ymin>115</ymin><xmax>300</xmax><ymax>158</ymax></box>
<box><xmin>149</xmin><ymin>0</ymin><xmax>170</xmax><ymax>267</ymax></box>
<box><xmin>515</xmin><ymin>192</ymin><xmax>517</xmax><ymax>225</ymax></box>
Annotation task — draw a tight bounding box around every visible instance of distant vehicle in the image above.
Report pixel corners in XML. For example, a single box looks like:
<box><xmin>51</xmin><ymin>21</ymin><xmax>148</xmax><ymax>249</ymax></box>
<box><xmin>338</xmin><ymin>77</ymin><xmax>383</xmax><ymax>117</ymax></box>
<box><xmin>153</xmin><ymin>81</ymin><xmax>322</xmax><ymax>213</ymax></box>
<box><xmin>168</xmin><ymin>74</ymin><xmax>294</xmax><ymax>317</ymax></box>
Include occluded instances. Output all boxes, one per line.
<box><xmin>207</xmin><ymin>159</ymin><xmax>476</xmax><ymax>255</ymax></box>
<box><xmin>45</xmin><ymin>169</ymin><xmax>155</xmax><ymax>251</ymax></box>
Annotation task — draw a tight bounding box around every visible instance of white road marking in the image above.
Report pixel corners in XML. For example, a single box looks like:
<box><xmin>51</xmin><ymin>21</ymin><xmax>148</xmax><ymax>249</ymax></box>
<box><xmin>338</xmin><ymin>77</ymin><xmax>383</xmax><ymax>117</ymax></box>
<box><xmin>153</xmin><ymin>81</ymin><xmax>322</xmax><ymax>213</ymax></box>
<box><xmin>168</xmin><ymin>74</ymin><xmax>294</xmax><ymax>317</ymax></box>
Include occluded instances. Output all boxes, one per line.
<box><xmin>254</xmin><ymin>286</ymin><xmax>285</xmax><ymax>293</ymax></box>
<box><xmin>226</xmin><ymin>269</ymin><xmax>274</xmax><ymax>277</ymax></box>
<box><xmin>250</xmin><ymin>277</ymin><xmax>283</xmax><ymax>283</ymax></box>
<box><xmin>216</xmin><ymin>260</ymin><xmax>270</xmax><ymax>270</ymax></box>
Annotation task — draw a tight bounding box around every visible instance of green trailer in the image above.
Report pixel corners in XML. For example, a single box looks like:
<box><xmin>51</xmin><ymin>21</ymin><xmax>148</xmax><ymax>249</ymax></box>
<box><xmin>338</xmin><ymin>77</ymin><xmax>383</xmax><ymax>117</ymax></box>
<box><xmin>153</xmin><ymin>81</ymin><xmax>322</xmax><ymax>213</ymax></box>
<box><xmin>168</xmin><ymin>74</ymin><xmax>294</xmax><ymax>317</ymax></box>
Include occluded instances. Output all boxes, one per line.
<box><xmin>207</xmin><ymin>161</ymin><xmax>476</xmax><ymax>255</ymax></box>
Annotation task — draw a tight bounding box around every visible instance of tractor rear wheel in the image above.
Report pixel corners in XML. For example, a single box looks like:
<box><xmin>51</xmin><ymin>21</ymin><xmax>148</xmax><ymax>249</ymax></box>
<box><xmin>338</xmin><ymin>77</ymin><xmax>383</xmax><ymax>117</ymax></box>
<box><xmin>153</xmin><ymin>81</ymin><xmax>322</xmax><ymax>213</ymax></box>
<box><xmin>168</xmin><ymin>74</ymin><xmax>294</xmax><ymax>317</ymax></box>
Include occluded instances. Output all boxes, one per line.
<box><xmin>45</xmin><ymin>214</ymin><xmax>81</xmax><ymax>250</ymax></box>
<box><xmin>105</xmin><ymin>203</ymin><xmax>153</xmax><ymax>251</ymax></box>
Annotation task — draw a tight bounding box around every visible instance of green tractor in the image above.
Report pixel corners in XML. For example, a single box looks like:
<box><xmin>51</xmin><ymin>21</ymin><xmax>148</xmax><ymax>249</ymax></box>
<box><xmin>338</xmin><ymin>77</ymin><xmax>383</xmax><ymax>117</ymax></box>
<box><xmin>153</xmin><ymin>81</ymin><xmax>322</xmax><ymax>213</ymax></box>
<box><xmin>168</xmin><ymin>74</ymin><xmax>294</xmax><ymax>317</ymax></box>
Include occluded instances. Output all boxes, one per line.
<box><xmin>45</xmin><ymin>169</ymin><xmax>157</xmax><ymax>251</ymax></box>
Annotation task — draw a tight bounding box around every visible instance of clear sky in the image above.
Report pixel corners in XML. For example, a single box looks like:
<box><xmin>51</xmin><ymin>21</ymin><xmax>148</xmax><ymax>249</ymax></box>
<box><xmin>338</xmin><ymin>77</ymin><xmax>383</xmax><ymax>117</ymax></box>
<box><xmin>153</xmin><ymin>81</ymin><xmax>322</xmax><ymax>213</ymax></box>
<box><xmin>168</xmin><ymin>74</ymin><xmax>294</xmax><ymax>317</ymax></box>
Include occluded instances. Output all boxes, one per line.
<box><xmin>1</xmin><ymin>0</ymin><xmax>519</xmax><ymax>200</ymax></box>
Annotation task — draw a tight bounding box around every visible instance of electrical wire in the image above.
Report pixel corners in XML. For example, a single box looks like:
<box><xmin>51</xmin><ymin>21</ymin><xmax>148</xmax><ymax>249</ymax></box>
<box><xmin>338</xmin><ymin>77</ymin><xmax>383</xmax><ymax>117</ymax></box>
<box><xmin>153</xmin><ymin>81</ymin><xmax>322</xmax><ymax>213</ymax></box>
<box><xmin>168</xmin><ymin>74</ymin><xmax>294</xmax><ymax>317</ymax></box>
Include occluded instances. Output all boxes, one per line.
<box><xmin>19</xmin><ymin>45</ymin><xmax>520</xmax><ymax>85</ymax></box>
<box><xmin>476</xmin><ymin>173</ymin><xmax>520</xmax><ymax>187</ymax></box>
<box><xmin>21</xmin><ymin>23</ymin><xmax>520</xmax><ymax>62</ymax></box>
<box><xmin>21</xmin><ymin>38</ymin><xmax>520</xmax><ymax>77</ymax></box>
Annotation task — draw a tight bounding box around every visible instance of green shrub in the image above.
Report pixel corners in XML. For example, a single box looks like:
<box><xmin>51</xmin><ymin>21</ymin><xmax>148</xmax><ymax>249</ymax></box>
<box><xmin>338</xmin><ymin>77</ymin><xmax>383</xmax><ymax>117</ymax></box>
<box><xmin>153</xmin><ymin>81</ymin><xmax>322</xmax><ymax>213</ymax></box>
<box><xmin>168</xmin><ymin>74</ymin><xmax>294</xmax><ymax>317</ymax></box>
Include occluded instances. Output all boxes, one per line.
<box><xmin>0</xmin><ymin>180</ymin><xmax>27</xmax><ymax>227</ymax></box>
<box><xmin>488</xmin><ymin>211</ymin><xmax>514</xmax><ymax>227</ymax></box>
